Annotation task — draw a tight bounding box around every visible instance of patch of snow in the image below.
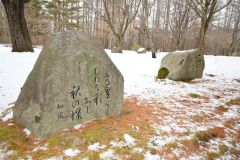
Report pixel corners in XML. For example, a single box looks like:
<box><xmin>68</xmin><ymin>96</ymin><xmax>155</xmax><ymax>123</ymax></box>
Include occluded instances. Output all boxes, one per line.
<box><xmin>23</xmin><ymin>128</ymin><xmax>31</xmax><ymax>136</ymax></box>
<box><xmin>99</xmin><ymin>149</ymin><xmax>120</xmax><ymax>160</ymax></box>
<box><xmin>0</xmin><ymin>46</ymin><xmax>41</xmax><ymax>110</ymax></box>
<box><xmin>153</xmin><ymin>125</ymin><xmax>172</xmax><ymax>133</ymax></box>
<box><xmin>132</xmin><ymin>147</ymin><xmax>144</xmax><ymax>154</ymax></box>
<box><xmin>0</xmin><ymin>144</ymin><xmax>16</xmax><ymax>159</ymax></box>
<box><xmin>138</xmin><ymin>48</ymin><xmax>146</xmax><ymax>52</ymax></box>
<box><xmin>64</xmin><ymin>148</ymin><xmax>80</xmax><ymax>157</ymax></box>
<box><xmin>208</xmin><ymin>140</ymin><xmax>220</xmax><ymax>152</ymax></box>
<box><xmin>74</xmin><ymin>124</ymin><xmax>83</xmax><ymax>129</ymax></box>
<box><xmin>150</xmin><ymin>136</ymin><xmax>176</xmax><ymax>149</ymax></box>
<box><xmin>169</xmin><ymin>123</ymin><xmax>188</xmax><ymax>133</ymax></box>
<box><xmin>144</xmin><ymin>151</ymin><xmax>162</xmax><ymax>160</ymax></box>
<box><xmin>237</xmin><ymin>144</ymin><xmax>240</xmax><ymax>150</ymax></box>
<box><xmin>46</xmin><ymin>156</ymin><xmax>63</xmax><ymax>160</ymax></box>
<box><xmin>2</xmin><ymin>111</ymin><xmax>13</xmax><ymax>122</ymax></box>
<box><xmin>186</xmin><ymin>155</ymin><xmax>204</xmax><ymax>160</ymax></box>
<box><xmin>88</xmin><ymin>142</ymin><xmax>106</xmax><ymax>151</ymax></box>
<box><xmin>110</xmin><ymin>140</ymin><xmax>127</xmax><ymax>148</ymax></box>
<box><xmin>124</xmin><ymin>134</ymin><xmax>136</xmax><ymax>146</ymax></box>
<box><xmin>32</xmin><ymin>144</ymin><xmax>48</xmax><ymax>152</ymax></box>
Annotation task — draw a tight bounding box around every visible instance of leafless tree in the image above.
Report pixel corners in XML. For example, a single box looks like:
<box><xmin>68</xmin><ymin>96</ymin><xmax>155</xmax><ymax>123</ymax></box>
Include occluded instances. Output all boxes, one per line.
<box><xmin>186</xmin><ymin>0</ymin><xmax>233</xmax><ymax>53</ymax></box>
<box><xmin>81</xmin><ymin>0</ymin><xmax>142</xmax><ymax>53</ymax></box>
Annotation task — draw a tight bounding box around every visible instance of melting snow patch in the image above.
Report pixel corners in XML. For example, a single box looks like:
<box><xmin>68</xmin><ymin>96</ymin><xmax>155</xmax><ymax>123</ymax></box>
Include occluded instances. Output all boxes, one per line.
<box><xmin>110</xmin><ymin>140</ymin><xmax>127</xmax><ymax>148</ymax></box>
<box><xmin>169</xmin><ymin>123</ymin><xmax>188</xmax><ymax>133</ymax></box>
<box><xmin>23</xmin><ymin>128</ymin><xmax>31</xmax><ymax>136</ymax></box>
<box><xmin>100</xmin><ymin>149</ymin><xmax>120</xmax><ymax>160</ymax></box>
<box><xmin>64</xmin><ymin>148</ymin><xmax>80</xmax><ymax>157</ymax></box>
<box><xmin>150</xmin><ymin>136</ymin><xmax>176</xmax><ymax>149</ymax></box>
<box><xmin>0</xmin><ymin>144</ymin><xmax>16</xmax><ymax>159</ymax></box>
<box><xmin>32</xmin><ymin>144</ymin><xmax>48</xmax><ymax>152</ymax></box>
<box><xmin>2</xmin><ymin>111</ymin><xmax>13</xmax><ymax>122</ymax></box>
<box><xmin>73</xmin><ymin>124</ymin><xmax>83</xmax><ymax>129</ymax></box>
<box><xmin>187</xmin><ymin>155</ymin><xmax>204</xmax><ymax>160</ymax></box>
<box><xmin>144</xmin><ymin>151</ymin><xmax>162</xmax><ymax>160</ymax></box>
<box><xmin>47</xmin><ymin>156</ymin><xmax>63</xmax><ymax>160</ymax></box>
<box><xmin>154</xmin><ymin>125</ymin><xmax>172</xmax><ymax>133</ymax></box>
<box><xmin>132</xmin><ymin>147</ymin><xmax>144</xmax><ymax>154</ymax></box>
<box><xmin>124</xmin><ymin>134</ymin><xmax>136</xmax><ymax>146</ymax></box>
<box><xmin>88</xmin><ymin>142</ymin><xmax>106</xmax><ymax>151</ymax></box>
<box><xmin>237</xmin><ymin>144</ymin><xmax>240</xmax><ymax>150</ymax></box>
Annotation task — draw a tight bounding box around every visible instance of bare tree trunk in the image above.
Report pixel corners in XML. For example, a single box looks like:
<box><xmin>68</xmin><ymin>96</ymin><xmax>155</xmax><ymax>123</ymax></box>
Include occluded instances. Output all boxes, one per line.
<box><xmin>2</xmin><ymin>0</ymin><xmax>33</xmax><ymax>52</ymax></box>
<box><xmin>228</xmin><ymin>13</ymin><xmax>240</xmax><ymax>55</ymax></box>
<box><xmin>197</xmin><ymin>18</ymin><xmax>209</xmax><ymax>51</ymax></box>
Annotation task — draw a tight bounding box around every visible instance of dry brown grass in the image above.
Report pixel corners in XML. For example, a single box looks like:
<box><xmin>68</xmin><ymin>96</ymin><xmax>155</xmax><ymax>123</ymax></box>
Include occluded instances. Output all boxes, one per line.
<box><xmin>226</xmin><ymin>98</ymin><xmax>240</xmax><ymax>106</ymax></box>
<box><xmin>223</xmin><ymin>118</ymin><xmax>236</xmax><ymax>129</ymax></box>
<box><xmin>180</xmin><ymin>139</ymin><xmax>199</xmax><ymax>153</ymax></box>
<box><xmin>194</xmin><ymin>127</ymin><xmax>226</xmax><ymax>143</ymax></box>
<box><xmin>214</xmin><ymin>105</ymin><xmax>229</xmax><ymax>115</ymax></box>
<box><xmin>208</xmin><ymin>127</ymin><xmax>226</xmax><ymax>139</ymax></box>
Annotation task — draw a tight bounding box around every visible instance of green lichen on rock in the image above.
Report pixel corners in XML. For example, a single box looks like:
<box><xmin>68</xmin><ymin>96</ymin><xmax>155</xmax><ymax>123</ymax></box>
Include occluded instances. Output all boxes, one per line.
<box><xmin>157</xmin><ymin>67</ymin><xmax>169</xmax><ymax>79</ymax></box>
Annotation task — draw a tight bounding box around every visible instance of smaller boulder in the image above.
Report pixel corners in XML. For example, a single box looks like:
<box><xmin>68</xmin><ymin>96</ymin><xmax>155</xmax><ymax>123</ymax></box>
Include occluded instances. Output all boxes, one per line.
<box><xmin>111</xmin><ymin>47</ymin><xmax>121</xmax><ymax>53</ymax></box>
<box><xmin>137</xmin><ymin>48</ymin><xmax>146</xmax><ymax>54</ymax></box>
<box><xmin>157</xmin><ymin>49</ymin><xmax>205</xmax><ymax>81</ymax></box>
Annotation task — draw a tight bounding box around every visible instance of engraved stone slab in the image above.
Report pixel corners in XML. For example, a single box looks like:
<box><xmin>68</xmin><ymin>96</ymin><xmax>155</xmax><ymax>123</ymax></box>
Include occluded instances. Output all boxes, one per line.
<box><xmin>13</xmin><ymin>31</ymin><xmax>124</xmax><ymax>138</ymax></box>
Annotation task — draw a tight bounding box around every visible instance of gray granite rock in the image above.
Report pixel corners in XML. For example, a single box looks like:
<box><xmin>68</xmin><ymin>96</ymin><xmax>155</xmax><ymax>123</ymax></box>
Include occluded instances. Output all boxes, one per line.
<box><xmin>157</xmin><ymin>49</ymin><xmax>205</xmax><ymax>81</ymax></box>
<box><xmin>14</xmin><ymin>31</ymin><xmax>124</xmax><ymax>138</ymax></box>
<box><xmin>111</xmin><ymin>47</ymin><xmax>121</xmax><ymax>53</ymax></box>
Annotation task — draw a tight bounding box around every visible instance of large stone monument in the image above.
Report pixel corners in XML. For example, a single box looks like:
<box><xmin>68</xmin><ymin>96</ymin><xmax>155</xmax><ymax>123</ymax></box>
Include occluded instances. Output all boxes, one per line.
<box><xmin>157</xmin><ymin>49</ymin><xmax>204</xmax><ymax>81</ymax></box>
<box><xmin>14</xmin><ymin>31</ymin><xmax>124</xmax><ymax>138</ymax></box>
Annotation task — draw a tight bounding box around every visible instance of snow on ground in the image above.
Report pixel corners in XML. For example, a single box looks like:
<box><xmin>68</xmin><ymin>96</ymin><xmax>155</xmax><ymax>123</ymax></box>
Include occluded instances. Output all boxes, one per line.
<box><xmin>0</xmin><ymin>45</ymin><xmax>41</xmax><ymax>114</ymax></box>
<box><xmin>0</xmin><ymin>46</ymin><xmax>240</xmax><ymax>159</ymax></box>
<box><xmin>88</xmin><ymin>142</ymin><xmax>106</xmax><ymax>151</ymax></box>
<box><xmin>64</xmin><ymin>148</ymin><xmax>81</xmax><ymax>157</ymax></box>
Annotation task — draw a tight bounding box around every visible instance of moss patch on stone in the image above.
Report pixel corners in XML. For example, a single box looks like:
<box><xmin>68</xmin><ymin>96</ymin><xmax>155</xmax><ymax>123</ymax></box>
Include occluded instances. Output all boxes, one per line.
<box><xmin>157</xmin><ymin>67</ymin><xmax>169</xmax><ymax>79</ymax></box>
<box><xmin>34</xmin><ymin>116</ymin><xmax>41</xmax><ymax>124</ymax></box>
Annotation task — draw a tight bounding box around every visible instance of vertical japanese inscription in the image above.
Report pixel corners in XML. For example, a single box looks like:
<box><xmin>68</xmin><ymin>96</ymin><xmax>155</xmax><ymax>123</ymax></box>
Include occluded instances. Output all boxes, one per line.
<box><xmin>69</xmin><ymin>86</ymin><xmax>82</xmax><ymax>121</ymax></box>
<box><xmin>56</xmin><ymin>68</ymin><xmax>113</xmax><ymax>121</ymax></box>
<box><xmin>104</xmin><ymin>72</ymin><xmax>111</xmax><ymax>108</ymax></box>
<box><xmin>57</xmin><ymin>104</ymin><xmax>65</xmax><ymax>120</ymax></box>
<box><xmin>93</xmin><ymin>68</ymin><xmax>102</xmax><ymax>105</ymax></box>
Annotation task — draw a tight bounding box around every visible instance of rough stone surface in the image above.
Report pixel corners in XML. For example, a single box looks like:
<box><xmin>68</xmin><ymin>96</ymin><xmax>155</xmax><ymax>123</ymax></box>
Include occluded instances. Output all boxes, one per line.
<box><xmin>157</xmin><ymin>49</ymin><xmax>205</xmax><ymax>81</ymax></box>
<box><xmin>14</xmin><ymin>31</ymin><xmax>124</xmax><ymax>138</ymax></box>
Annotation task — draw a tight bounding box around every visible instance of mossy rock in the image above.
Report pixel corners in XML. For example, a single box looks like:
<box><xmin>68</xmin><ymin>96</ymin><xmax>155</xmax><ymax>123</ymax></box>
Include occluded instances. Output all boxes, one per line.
<box><xmin>157</xmin><ymin>67</ymin><xmax>169</xmax><ymax>79</ymax></box>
